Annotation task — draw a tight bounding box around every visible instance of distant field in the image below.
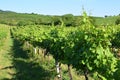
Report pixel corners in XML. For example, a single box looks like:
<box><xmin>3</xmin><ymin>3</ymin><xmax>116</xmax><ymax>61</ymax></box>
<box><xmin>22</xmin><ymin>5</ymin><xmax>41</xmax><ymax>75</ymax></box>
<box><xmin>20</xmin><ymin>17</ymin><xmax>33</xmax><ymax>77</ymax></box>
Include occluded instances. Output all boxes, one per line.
<box><xmin>0</xmin><ymin>10</ymin><xmax>119</xmax><ymax>26</ymax></box>
<box><xmin>93</xmin><ymin>16</ymin><xmax>119</xmax><ymax>26</ymax></box>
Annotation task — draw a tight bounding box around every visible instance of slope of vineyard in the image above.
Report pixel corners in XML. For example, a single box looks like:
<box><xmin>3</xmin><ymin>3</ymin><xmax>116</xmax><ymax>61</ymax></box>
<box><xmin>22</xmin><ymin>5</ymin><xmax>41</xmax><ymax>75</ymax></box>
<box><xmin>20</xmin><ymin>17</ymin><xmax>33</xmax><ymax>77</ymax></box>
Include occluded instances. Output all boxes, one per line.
<box><xmin>0</xmin><ymin>12</ymin><xmax>120</xmax><ymax>79</ymax></box>
<box><xmin>0</xmin><ymin>24</ymin><xmax>75</xmax><ymax>80</ymax></box>
<box><xmin>11</xmin><ymin>22</ymin><xmax>120</xmax><ymax>80</ymax></box>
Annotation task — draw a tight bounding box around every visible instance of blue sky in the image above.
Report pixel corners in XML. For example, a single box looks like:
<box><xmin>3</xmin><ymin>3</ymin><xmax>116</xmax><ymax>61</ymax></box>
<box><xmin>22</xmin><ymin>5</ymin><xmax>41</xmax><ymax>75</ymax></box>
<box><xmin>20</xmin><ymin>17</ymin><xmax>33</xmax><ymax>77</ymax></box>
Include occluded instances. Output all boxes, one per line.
<box><xmin>0</xmin><ymin>0</ymin><xmax>120</xmax><ymax>17</ymax></box>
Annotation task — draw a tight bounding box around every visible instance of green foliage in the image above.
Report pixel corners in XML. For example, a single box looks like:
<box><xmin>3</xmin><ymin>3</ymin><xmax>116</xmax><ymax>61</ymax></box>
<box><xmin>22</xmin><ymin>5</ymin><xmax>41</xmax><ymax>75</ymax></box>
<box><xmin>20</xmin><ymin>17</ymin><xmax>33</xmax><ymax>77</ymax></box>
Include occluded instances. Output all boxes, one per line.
<box><xmin>52</xmin><ymin>16</ymin><xmax>62</xmax><ymax>26</ymax></box>
<box><xmin>113</xmin><ymin>60</ymin><xmax>120</xmax><ymax>80</ymax></box>
<box><xmin>62</xmin><ymin>14</ymin><xmax>74</xmax><ymax>26</ymax></box>
<box><xmin>1</xmin><ymin>9</ymin><xmax>120</xmax><ymax>79</ymax></box>
<box><xmin>111</xmin><ymin>26</ymin><xmax>120</xmax><ymax>48</ymax></box>
<box><xmin>10</xmin><ymin>11</ymin><xmax>120</xmax><ymax>80</ymax></box>
<box><xmin>11</xmin><ymin>23</ymin><xmax>119</xmax><ymax>80</ymax></box>
<box><xmin>115</xmin><ymin>17</ymin><xmax>120</xmax><ymax>25</ymax></box>
<box><xmin>17</xmin><ymin>21</ymin><xmax>28</xmax><ymax>26</ymax></box>
<box><xmin>0</xmin><ymin>24</ymin><xmax>9</xmax><ymax>46</ymax></box>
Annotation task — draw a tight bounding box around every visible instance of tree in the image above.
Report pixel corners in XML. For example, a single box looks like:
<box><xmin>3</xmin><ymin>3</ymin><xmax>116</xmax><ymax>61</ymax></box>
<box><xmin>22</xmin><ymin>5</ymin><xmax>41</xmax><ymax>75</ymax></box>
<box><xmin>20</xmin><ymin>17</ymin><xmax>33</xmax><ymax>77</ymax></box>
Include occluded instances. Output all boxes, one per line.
<box><xmin>52</xmin><ymin>16</ymin><xmax>62</xmax><ymax>26</ymax></box>
<box><xmin>115</xmin><ymin>17</ymin><xmax>120</xmax><ymax>25</ymax></box>
<box><xmin>62</xmin><ymin>14</ymin><xmax>74</xmax><ymax>26</ymax></box>
<box><xmin>104</xmin><ymin>15</ymin><xmax>108</xmax><ymax>18</ymax></box>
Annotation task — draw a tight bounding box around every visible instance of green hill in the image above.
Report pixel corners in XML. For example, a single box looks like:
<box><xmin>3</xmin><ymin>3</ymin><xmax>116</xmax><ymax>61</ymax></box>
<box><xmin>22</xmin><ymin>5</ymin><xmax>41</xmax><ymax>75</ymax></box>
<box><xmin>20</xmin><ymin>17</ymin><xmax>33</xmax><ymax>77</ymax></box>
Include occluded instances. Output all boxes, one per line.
<box><xmin>0</xmin><ymin>9</ymin><xmax>119</xmax><ymax>26</ymax></box>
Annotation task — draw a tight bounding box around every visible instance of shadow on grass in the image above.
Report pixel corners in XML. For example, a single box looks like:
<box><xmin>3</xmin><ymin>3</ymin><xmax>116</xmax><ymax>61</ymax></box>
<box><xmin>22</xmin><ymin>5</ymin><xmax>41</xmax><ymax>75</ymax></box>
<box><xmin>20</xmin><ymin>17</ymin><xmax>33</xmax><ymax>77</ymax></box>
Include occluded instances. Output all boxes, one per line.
<box><xmin>2</xmin><ymin>39</ymin><xmax>53</xmax><ymax>80</ymax></box>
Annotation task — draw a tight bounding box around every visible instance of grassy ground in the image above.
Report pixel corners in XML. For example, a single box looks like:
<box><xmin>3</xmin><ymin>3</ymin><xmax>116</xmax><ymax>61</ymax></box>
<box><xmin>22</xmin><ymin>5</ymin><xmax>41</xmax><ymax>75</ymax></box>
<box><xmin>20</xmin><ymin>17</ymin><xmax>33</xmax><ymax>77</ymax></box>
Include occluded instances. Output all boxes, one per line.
<box><xmin>11</xmin><ymin>39</ymin><xmax>56</xmax><ymax>80</ymax></box>
<box><xmin>0</xmin><ymin>29</ymin><xmax>15</xmax><ymax>80</ymax></box>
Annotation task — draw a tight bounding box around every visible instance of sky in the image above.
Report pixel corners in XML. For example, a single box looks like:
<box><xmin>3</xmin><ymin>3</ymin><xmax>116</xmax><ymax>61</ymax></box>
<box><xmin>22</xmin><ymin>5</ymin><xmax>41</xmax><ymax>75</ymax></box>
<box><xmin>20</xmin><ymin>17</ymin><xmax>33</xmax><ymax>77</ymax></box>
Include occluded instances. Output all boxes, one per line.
<box><xmin>0</xmin><ymin>0</ymin><xmax>120</xmax><ymax>17</ymax></box>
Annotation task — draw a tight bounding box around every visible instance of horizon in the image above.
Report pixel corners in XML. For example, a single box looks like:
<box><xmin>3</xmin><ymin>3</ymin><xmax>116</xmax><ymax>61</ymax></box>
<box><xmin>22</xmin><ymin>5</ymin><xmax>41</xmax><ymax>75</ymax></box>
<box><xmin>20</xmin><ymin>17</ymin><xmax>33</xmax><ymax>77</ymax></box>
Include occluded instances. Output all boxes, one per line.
<box><xmin>0</xmin><ymin>0</ymin><xmax>120</xmax><ymax>17</ymax></box>
<box><xmin>0</xmin><ymin>9</ymin><xmax>104</xmax><ymax>17</ymax></box>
